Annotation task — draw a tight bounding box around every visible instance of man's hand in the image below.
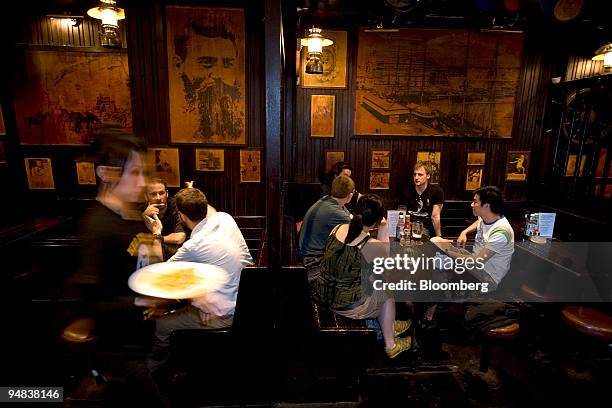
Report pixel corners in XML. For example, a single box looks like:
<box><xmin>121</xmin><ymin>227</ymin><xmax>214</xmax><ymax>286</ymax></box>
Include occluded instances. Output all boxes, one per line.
<box><xmin>457</xmin><ymin>231</ymin><xmax>468</xmax><ymax>247</ymax></box>
<box><xmin>143</xmin><ymin>204</ymin><xmax>160</xmax><ymax>220</ymax></box>
<box><xmin>144</xmin><ymin>213</ymin><xmax>163</xmax><ymax>236</ymax></box>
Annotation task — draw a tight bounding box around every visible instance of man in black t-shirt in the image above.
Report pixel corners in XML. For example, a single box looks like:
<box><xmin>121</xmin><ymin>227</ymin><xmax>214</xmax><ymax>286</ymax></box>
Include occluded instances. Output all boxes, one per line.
<box><xmin>397</xmin><ymin>161</ymin><xmax>444</xmax><ymax>237</ymax></box>
<box><xmin>142</xmin><ymin>177</ymin><xmax>187</xmax><ymax>245</ymax></box>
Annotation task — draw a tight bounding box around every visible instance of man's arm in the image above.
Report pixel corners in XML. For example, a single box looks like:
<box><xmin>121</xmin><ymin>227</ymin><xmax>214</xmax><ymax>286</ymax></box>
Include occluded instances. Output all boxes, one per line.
<box><xmin>431</xmin><ymin>204</ymin><xmax>443</xmax><ymax>237</ymax></box>
<box><xmin>163</xmin><ymin>232</ymin><xmax>186</xmax><ymax>245</ymax></box>
<box><xmin>457</xmin><ymin>219</ymin><xmax>479</xmax><ymax>246</ymax></box>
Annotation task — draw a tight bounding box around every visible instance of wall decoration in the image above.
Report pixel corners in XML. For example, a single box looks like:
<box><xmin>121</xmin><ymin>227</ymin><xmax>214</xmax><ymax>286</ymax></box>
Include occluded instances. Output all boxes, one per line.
<box><xmin>595</xmin><ymin>148</ymin><xmax>607</xmax><ymax>178</ymax></box>
<box><xmin>24</xmin><ymin>158</ymin><xmax>55</xmax><ymax>189</ymax></box>
<box><xmin>195</xmin><ymin>148</ymin><xmax>224</xmax><ymax>172</ymax></box>
<box><xmin>565</xmin><ymin>154</ymin><xmax>588</xmax><ymax>177</ymax></box>
<box><xmin>302</xmin><ymin>30</ymin><xmax>348</xmax><ymax>88</ymax></box>
<box><xmin>465</xmin><ymin>167</ymin><xmax>483</xmax><ymax>191</ymax></box>
<box><xmin>240</xmin><ymin>149</ymin><xmax>261</xmax><ymax>183</ymax></box>
<box><xmin>310</xmin><ymin>95</ymin><xmax>335</xmax><ymax>138</ymax></box>
<box><xmin>13</xmin><ymin>50</ymin><xmax>131</xmax><ymax>145</ymax></box>
<box><xmin>325</xmin><ymin>151</ymin><xmax>344</xmax><ymax>173</ymax></box>
<box><xmin>606</xmin><ymin>184</ymin><xmax>612</xmax><ymax>199</ymax></box>
<box><xmin>371</xmin><ymin>148</ymin><xmax>391</xmax><ymax>169</ymax></box>
<box><xmin>150</xmin><ymin>148</ymin><xmax>181</xmax><ymax>187</ymax></box>
<box><xmin>0</xmin><ymin>107</ymin><xmax>5</xmax><ymax>135</ymax></box>
<box><xmin>166</xmin><ymin>6</ymin><xmax>246</xmax><ymax>145</ymax></box>
<box><xmin>76</xmin><ymin>161</ymin><xmax>96</xmax><ymax>185</ymax></box>
<box><xmin>369</xmin><ymin>171</ymin><xmax>390</xmax><ymax>190</ymax></box>
<box><xmin>467</xmin><ymin>152</ymin><xmax>486</xmax><ymax>166</ymax></box>
<box><xmin>416</xmin><ymin>151</ymin><xmax>441</xmax><ymax>184</ymax></box>
<box><xmin>506</xmin><ymin>151</ymin><xmax>529</xmax><ymax>181</ymax></box>
<box><xmin>354</xmin><ymin>28</ymin><xmax>523</xmax><ymax>138</ymax></box>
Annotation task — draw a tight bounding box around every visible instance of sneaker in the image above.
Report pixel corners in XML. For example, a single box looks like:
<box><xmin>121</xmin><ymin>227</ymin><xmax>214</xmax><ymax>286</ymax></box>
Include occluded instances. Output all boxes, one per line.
<box><xmin>394</xmin><ymin>319</ymin><xmax>412</xmax><ymax>337</ymax></box>
<box><xmin>385</xmin><ymin>336</ymin><xmax>412</xmax><ymax>358</ymax></box>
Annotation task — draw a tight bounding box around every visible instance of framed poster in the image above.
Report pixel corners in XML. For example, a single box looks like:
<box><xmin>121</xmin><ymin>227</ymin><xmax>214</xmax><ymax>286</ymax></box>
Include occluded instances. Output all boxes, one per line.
<box><xmin>467</xmin><ymin>152</ymin><xmax>486</xmax><ymax>166</ymax></box>
<box><xmin>0</xmin><ymin>139</ymin><xmax>6</xmax><ymax>164</ymax></box>
<box><xmin>310</xmin><ymin>95</ymin><xmax>335</xmax><ymax>138</ymax></box>
<box><xmin>506</xmin><ymin>151</ymin><xmax>529</xmax><ymax>181</ymax></box>
<box><xmin>416</xmin><ymin>151</ymin><xmax>441</xmax><ymax>184</ymax></box>
<box><xmin>0</xmin><ymin>107</ymin><xmax>5</xmax><ymax>135</ymax></box>
<box><xmin>76</xmin><ymin>161</ymin><xmax>96</xmax><ymax>185</ymax></box>
<box><xmin>195</xmin><ymin>148</ymin><xmax>224</xmax><ymax>172</ymax></box>
<box><xmin>150</xmin><ymin>148</ymin><xmax>180</xmax><ymax>187</ymax></box>
<box><xmin>465</xmin><ymin>167</ymin><xmax>483</xmax><ymax>191</ymax></box>
<box><xmin>302</xmin><ymin>30</ymin><xmax>348</xmax><ymax>88</ymax></box>
<box><xmin>371</xmin><ymin>148</ymin><xmax>391</xmax><ymax>169</ymax></box>
<box><xmin>369</xmin><ymin>172</ymin><xmax>390</xmax><ymax>190</ymax></box>
<box><xmin>354</xmin><ymin>28</ymin><xmax>523</xmax><ymax>137</ymax></box>
<box><xmin>166</xmin><ymin>6</ymin><xmax>246</xmax><ymax>145</ymax></box>
<box><xmin>565</xmin><ymin>154</ymin><xmax>588</xmax><ymax>177</ymax></box>
<box><xmin>325</xmin><ymin>151</ymin><xmax>345</xmax><ymax>173</ymax></box>
<box><xmin>240</xmin><ymin>149</ymin><xmax>261</xmax><ymax>183</ymax></box>
<box><xmin>595</xmin><ymin>148</ymin><xmax>607</xmax><ymax>178</ymax></box>
<box><xmin>13</xmin><ymin>50</ymin><xmax>131</xmax><ymax>145</ymax></box>
<box><xmin>24</xmin><ymin>158</ymin><xmax>55</xmax><ymax>189</ymax></box>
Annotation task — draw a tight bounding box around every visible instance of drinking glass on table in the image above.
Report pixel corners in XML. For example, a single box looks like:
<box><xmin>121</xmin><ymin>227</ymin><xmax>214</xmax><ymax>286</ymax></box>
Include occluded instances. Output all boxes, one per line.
<box><xmin>412</xmin><ymin>221</ymin><xmax>423</xmax><ymax>243</ymax></box>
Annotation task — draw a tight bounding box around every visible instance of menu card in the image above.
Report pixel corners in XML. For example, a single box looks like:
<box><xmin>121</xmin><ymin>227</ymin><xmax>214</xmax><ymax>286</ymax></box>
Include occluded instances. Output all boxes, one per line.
<box><xmin>387</xmin><ymin>210</ymin><xmax>401</xmax><ymax>239</ymax></box>
<box><xmin>537</xmin><ymin>213</ymin><xmax>556</xmax><ymax>238</ymax></box>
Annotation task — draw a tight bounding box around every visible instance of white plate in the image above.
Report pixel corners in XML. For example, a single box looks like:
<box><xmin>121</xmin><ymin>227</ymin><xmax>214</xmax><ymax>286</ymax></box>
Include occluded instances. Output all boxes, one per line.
<box><xmin>128</xmin><ymin>261</ymin><xmax>228</xmax><ymax>299</ymax></box>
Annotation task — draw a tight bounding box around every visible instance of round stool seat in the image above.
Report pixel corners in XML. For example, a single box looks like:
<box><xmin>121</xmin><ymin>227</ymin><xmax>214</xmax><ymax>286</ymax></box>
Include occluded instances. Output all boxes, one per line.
<box><xmin>562</xmin><ymin>306</ymin><xmax>612</xmax><ymax>341</ymax></box>
<box><xmin>487</xmin><ymin>322</ymin><xmax>520</xmax><ymax>339</ymax></box>
<box><xmin>62</xmin><ymin>318</ymin><xmax>97</xmax><ymax>343</ymax></box>
<box><xmin>521</xmin><ymin>284</ymin><xmax>559</xmax><ymax>302</ymax></box>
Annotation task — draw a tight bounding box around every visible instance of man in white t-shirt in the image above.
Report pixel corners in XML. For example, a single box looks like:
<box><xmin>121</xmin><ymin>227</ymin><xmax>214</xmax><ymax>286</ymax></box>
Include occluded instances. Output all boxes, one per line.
<box><xmin>445</xmin><ymin>186</ymin><xmax>515</xmax><ymax>289</ymax></box>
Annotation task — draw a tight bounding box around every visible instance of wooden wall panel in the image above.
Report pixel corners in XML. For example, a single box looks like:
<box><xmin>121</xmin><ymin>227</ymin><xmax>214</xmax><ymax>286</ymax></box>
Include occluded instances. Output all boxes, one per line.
<box><xmin>565</xmin><ymin>55</ymin><xmax>605</xmax><ymax>81</ymax></box>
<box><xmin>288</xmin><ymin>28</ymin><xmax>552</xmax><ymax>207</ymax></box>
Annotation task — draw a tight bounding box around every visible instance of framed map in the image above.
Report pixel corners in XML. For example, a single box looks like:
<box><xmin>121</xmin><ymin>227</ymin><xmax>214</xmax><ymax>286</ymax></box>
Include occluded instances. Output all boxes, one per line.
<box><xmin>310</xmin><ymin>95</ymin><xmax>335</xmax><ymax>138</ymax></box>
<box><xmin>13</xmin><ymin>50</ymin><xmax>131</xmax><ymax>145</ymax></box>
<box><xmin>166</xmin><ymin>6</ymin><xmax>246</xmax><ymax>145</ymax></box>
<box><xmin>355</xmin><ymin>28</ymin><xmax>523</xmax><ymax>138</ymax></box>
<box><xmin>301</xmin><ymin>30</ymin><xmax>348</xmax><ymax>88</ymax></box>
<box><xmin>196</xmin><ymin>148</ymin><xmax>224</xmax><ymax>172</ymax></box>
<box><xmin>240</xmin><ymin>149</ymin><xmax>261</xmax><ymax>183</ymax></box>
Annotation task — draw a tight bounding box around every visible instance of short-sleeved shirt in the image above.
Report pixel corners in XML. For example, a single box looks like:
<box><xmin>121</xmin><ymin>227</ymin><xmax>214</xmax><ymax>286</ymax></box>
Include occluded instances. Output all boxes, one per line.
<box><xmin>473</xmin><ymin>216</ymin><xmax>515</xmax><ymax>284</ymax></box>
<box><xmin>397</xmin><ymin>183</ymin><xmax>444</xmax><ymax>235</ymax></box>
<box><xmin>298</xmin><ymin>196</ymin><xmax>351</xmax><ymax>258</ymax></box>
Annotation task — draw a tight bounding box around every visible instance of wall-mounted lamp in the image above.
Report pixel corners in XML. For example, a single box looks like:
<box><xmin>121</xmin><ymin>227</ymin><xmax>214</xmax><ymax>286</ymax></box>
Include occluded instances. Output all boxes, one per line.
<box><xmin>300</xmin><ymin>27</ymin><xmax>333</xmax><ymax>74</ymax></box>
<box><xmin>592</xmin><ymin>42</ymin><xmax>612</xmax><ymax>68</ymax></box>
<box><xmin>87</xmin><ymin>0</ymin><xmax>125</xmax><ymax>48</ymax></box>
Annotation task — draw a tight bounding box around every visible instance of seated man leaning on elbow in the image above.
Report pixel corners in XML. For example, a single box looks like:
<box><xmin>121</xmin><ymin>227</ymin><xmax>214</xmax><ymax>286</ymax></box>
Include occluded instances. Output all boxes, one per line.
<box><xmin>298</xmin><ymin>175</ymin><xmax>355</xmax><ymax>283</ymax></box>
<box><xmin>432</xmin><ymin>185</ymin><xmax>514</xmax><ymax>291</ymax></box>
<box><xmin>147</xmin><ymin>188</ymin><xmax>253</xmax><ymax>377</ymax></box>
<box><xmin>142</xmin><ymin>177</ymin><xmax>187</xmax><ymax>247</ymax></box>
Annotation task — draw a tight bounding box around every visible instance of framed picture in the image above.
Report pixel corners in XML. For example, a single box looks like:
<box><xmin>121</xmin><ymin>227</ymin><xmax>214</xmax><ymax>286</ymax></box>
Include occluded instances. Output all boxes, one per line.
<box><xmin>24</xmin><ymin>158</ymin><xmax>54</xmax><ymax>189</ymax></box>
<box><xmin>302</xmin><ymin>30</ymin><xmax>348</xmax><ymax>89</ymax></box>
<box><xmin>354</xmin><ymin>28</ymin><xmax>523</xmax><ymax>138</ymax></box>
<box><xmin>565</xmin><ymin>154</ymin><xmax>588</xmax><ymax>177</ymax></box>
<box><xmin>416</xmin><ymin>151</ymin><xmax>441</xmax><ymax>184</ymax></box>
<box><xmin>150</xmin><ymin>148</ymin><xmax>181</xmax><ymax>187</ymax></box>
<box><xmin>371</xmin><ymin>148</ymin><xmax>391</xmax><ymax>169</ymax></box>
<box><xmin>506</xmin><ymin>151</ymin><xmax>530</xmax><ymax>181</ymax></box>
<box><xmin>369</xmin><ymin>171</ymin><xmax>390</xmax><ymax>190</ymax></box>
<box><xmin>325</xmin><ymin>151</ymin><xmax>345</xmax><ymax>173</ymax></box>
<box><xmin>75</xmin><ymin>161</ymin><xmax>96</xmax><ymax>185</ymax></box>
<box><xmin>467</xmin><ymin>152</ymin><xmax>486</xmax><ymax>166</ymax></box>
<box><xmin>195</xmin><ymin>148</ymin><xmax>225</xmax><ymax>172</ymax></box>
<box><xmin>0</xmin><ymin>107</ymin><xmax>5</xmax><ymax>135</ymax></box>
<box><xmin>166</xmin><ymin>6</ymin><xmax>246</xmax><ymax>145</ymax></box>
<box><xmin>240</xmin><ymin>149</ymin><xmax>261</xmax><ymax>183</ymax></box>
<box><xmin>13</xmin><ymin>50</ymin><xmax>131</xmax><ymax>145</ymax></box>
<box><xmin>595</xmin><ymin>148</ymin><xmax>607</xmax><ymax>178</ymax></box>
<box><xmin>465</xmin><ymin>166</ymin><xmax>484</xmax><ymax>191</ymax></box>
<box><xmin>310</xmin><ymin>95</ymin><xmax>335</xmax><ymax>138</ymax></box>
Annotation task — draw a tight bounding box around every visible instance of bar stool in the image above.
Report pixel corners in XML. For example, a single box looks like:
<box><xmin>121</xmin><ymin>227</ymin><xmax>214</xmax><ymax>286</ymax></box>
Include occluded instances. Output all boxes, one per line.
<box><xmin>62</xmin><ymin>317</ymin><xmax>106</xmax><ymax>385</ymax></box>
<box><xmin>479</xmin><ymin>322</ymin><xmax>520</xmax><ymax>372</ymax></box>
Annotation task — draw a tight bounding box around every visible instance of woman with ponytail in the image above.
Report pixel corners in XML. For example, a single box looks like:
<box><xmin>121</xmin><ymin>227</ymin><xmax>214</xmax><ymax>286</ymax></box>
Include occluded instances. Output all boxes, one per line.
<box><xmin>314</xmin><ymin>194</ymin><xmax>412</xmax><ymax>358</ymax></box>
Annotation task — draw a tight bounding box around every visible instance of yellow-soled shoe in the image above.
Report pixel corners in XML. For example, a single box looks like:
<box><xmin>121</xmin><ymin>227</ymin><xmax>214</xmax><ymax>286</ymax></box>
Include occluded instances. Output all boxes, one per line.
<box><xmin>385</xmin><ymin>336</ymin><xmax>412</xmax><ymax>359</ymax></box>
<box><xmin>394</xmin><ymin>319</ymin><xmax>412</xmax><ymax>337</ymax></box>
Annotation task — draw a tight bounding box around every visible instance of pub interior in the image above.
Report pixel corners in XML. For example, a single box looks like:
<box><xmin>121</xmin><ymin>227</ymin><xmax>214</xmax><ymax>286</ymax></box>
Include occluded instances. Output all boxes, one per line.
<box><xmin>1</xmin><ymin>0</ymin><xmax>611</xmax><ymax>406</ymax></box>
